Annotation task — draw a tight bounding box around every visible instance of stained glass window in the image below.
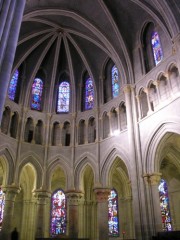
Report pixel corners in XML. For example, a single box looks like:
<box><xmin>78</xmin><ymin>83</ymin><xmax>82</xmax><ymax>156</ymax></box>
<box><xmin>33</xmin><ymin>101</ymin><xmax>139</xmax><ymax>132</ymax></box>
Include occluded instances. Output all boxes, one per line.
<box><xmin>0</xmin><ymin>188</ymin><xmax>5</xmax><ymax>231</ymax></box>
<box><xmin>112</xmin><ymin>65</ymin><xmax>119</xmax><ymax>98</ymax></box>
<box><xmin>108</xmin><ymin>189</ymin><xmax>119</xmax><ymax>236</ymax></box>
<box><xmin>8</xmin><ymin>70</ymin><xmax>19</xmax><ymax>101</ymax></box>
<box><xmin>50</xmin><ymin>190</ymin><xmax>66</xmax><ymax>237</ymax></box>
<box><xmin>151</xmin><ymin>32</ymin><xmax>163</xmax><ymax>66</ymax></box>
<box><xmin>158</xmin><ymin>179</ymin><xmax>172</xmax><ymax>231</ymax></box>
<box><xmin>31</xmin><ymin>78</ymin><xmax>43</xmax><ymax>111</ymax></box>
<box><xmin>57</xmin><ymin>81</ymin><xmax>70</xmax><ymax>113</ymax></box>
<box><xmin>85</xmin><ymin>77</ymin><xmax>94</xmax><ymax>110</ymax></box>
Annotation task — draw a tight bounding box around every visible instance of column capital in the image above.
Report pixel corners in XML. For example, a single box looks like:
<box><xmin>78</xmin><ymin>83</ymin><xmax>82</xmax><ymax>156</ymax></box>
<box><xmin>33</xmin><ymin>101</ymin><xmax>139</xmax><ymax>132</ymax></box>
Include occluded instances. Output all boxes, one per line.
<box><xmin>123</xmin><ymin>84</ymin><xmax>132</xmax><ymax>94</ymax></box>
<box><xmin>71</xmin><ymin>112</ymin><xmax>76</xmax><ymax>119</ymax></box>
<box><xmin>143</xmin><ymin>172</ymin><xmax>162</xmax><ymax>185</ymax></box>
<box><xmin>33</xmin><ymin>189</ymin><xmax>52</xmax><ymax>199</ymax></box>
<box><xmin>2</xmin><ymin>184</ymin><xmax>20</xmax><ymax>200</ymax></box>
<box><xmin>65</xmin><ymin>190</ymin><xmax>84</xmax><ymax>205</ymax></box>
<box><xmin>144</xmin><ymin>87</ymin><xmax>149</xmax><ymax>94</ymax></box>
<box><xmin>93</xmin><ymin>187</ymin><xmax>111</xmax><ymax>202</ymax></box>
<box><xmin>153</xmin><ymin>80</ymin><xmax>160</xmax><ymax>86</ymax></box>
<box><xmin>2</xmin><ymin>183</ymin><xmax>20</xmax><ymax>194</ymax></box>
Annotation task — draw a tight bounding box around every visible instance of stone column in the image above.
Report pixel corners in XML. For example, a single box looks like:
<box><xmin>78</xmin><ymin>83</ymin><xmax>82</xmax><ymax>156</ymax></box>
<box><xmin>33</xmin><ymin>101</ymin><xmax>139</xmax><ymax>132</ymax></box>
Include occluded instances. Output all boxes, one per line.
<box><xmin>124</xmin><ymin>85</ymin><xmax>148</xmax><ymax>239</ymax></box>
<box><xmin>107</xmin><ymin>112</ymin><xmax>112</xmax><ymax>136</ymax></box>
<box><xmin>1</xmin><ymin>185</ymin><xmax>20</xmax><ymax>240</ymax></box>
<box><xmin>65</xmin><ymin>190</ymin><xmax>84</xmax><ymax>238</ymax></box>
<box><xmin>0</xmin><ymin>0</ymin><xmax>26</xmax><ymax>123</ymax></box>
<box><xmin>164</xmin><ymin>72</ymin><xmax>174</xmax><ymax>98</ymax></box>
<box><xmin>115</xmin><ymin>107</ymin><xmax>120</xmax><ymax>130</ymax></box>
<box><xmin>85</xmin><ymin>120</ymin><xmax>88</xmax><ymax>144</ymax></box>
<box><xmin>149</xmin><ymin>173</ymin><xmax>163</xmax><ymax>233</ymax></box>
<box><xmin>144</xmin><ymin>88</ymin><xmax>153</xmax><ymax>114</ymax></box>
<box><xmin>136</xmin><ymin>95</ymin><xmax>142</xmax><ymax>120</ymax></box>
<box><xmin>33</xmin><ymin>190</ymin><xmax>51</xmax><ymax>238</ymax></box>
<box><xmin>94</xmin><ymin>188</ymin><xmax>110</xmax><ymax>240</ymax></box>
<box><xmin>144</xmin><ymin>173</ymin><xmax>162</xmax><ymax>234</ymax></box>
<box><xmin>153</xmin><ymin>80</ymin><xmax>161</xmax><ymax>104</ymax></box>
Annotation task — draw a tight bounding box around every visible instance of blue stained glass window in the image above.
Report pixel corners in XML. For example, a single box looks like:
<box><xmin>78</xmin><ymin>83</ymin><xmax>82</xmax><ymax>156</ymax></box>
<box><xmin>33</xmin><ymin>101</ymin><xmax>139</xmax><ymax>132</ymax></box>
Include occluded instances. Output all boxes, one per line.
<box><xmin>158</xmin><ymin>179</ymin><xmax>172</xmax><ymax>231</ymax></box>
<box><xmin>108</xmin><ymin>189</ymin><xmax>119</xmax><ymax>236</ymax></box>
<box><xmin>85</xmin><ymin>77</ymin><xmax>94</xmax><ymax>110</ymax></box>
<box><xmin>31</xmin><ymin>78</ymin><xmax>43</xmax><ymax>111</ymax></box>
<box><xmin>151</xmin><ymin>32</ymin><xmax>163</xmax><ymax>66</ymax></box>
<box><xmin>50</xmin><ymin>190</ymin><xmax>66</xmax><ymax>237</ymax></box>
<box><xmin>57</xmin><ymin>81</ymin><xmax>70</xmax><ymax>113</ymax></box>
<box><xmin>112</xmin><ymin>65</ymin><xmax>119</xmax><ymax>98</ymax></box>
<box><xmin>8</xmin><ymin>70</ymin><xmax>19</xmax><ymax>101</ymax></box>
<box><xmin>0</xmin><ymin>188</ymin><xmax>5</xmax><ymax>231</ymax></box>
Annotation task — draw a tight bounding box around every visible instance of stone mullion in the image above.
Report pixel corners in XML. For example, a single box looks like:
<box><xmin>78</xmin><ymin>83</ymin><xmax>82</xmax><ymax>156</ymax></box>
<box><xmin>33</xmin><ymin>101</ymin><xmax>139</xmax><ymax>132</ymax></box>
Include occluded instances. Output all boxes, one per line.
<box><xmin>85</xmin><ymin>120</ymin><xmax>88</xmax><ymax>144</ymax></box>
<box><xmin>136</xmin><ymin>95</ymin><xmax>142</xmax><ymax>120</ymax></box>
<box><xmin>71</xmin><ymin>113</ymin><xmax>76</xmax><ymax>147</ymax></box>
<box><xmin>153</xmin><ymin>81</ymin><xmax>161</xmax><ymax>105</ymax></box>
<box><xmin>31</xmin><ymin>121</ymin><xmax>37</xmax><ymax>144</ymax></box>
<box><xmin>144</xmin><ymin>88</ymin><xmax>153</xmax><ymax>114</ymax></box>
<box><xmin>115</xmin><ymin>107</ymin><xmax>120</xmax><ymax>130</ymax></box>
<box><xmin>164</xmin><ymin>73</ymin><xmax>174</xmax><ymax>98</ymax></box>
<box><xmin>7</xmin><ymin>111</ymin><xmax>13</xmax><ymax>136</ymax></box>
<box><xmin>107</xmin><ymin>112</ymin><xmax>112</xmax><ymax>136</ymax></box>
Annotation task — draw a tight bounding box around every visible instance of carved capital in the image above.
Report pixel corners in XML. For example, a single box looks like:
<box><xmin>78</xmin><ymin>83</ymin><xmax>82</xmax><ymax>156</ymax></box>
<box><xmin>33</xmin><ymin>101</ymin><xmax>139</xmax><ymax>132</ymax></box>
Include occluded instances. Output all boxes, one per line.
<box><xmin>65</xmin><ymin>190</ymin><xmax>84</xmax><ymax>205</ymax></box>
<box><xmin>123</xmin><ymin>85</ymin><xmax>132</xmax><ymax>93</ymax></box>
<box><xmin>2</xmin><ymin>184</ymin><xmax>20</xmax><ymax>200</ymax></box>
<box><xmin>94</xmin><ymin>188</ymin><xmax>111</xmax><ymax>202</ymax></box>
<box><xmin>143</xmin><ymin>173</ymin><xmax>162</xmax><ymax>186</ymax></box>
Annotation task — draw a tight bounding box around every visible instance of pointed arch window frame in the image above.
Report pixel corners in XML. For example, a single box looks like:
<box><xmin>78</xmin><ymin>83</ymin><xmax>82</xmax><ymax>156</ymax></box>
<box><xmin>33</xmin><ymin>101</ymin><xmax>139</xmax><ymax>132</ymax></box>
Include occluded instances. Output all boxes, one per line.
<box><xmin>158</xmin><ymin>179</ymin><xmax>172</xmax><ymax>231</ymax></box>
<box><xmin>50</xmin><ymin>189</ymin><xmax>67</xmax><ymax>237</ymax></box>
<box><xmin>84</xmin><ymin>76</ymin><xmax>94</xmax><ymax>111</ymax></box>
<box><xmin>8</xmin><ymin>69</ymin><xmax>19</xmax><ymax>101</ymax></box>
<box><xmin>151</xmin><ymin>31</ymin><xmax>163</xmax><ymax>66</ymax></box>
<box><xmin>31</xmin><ymin>77</ymin><xmax>44</xmax><ymax>111</ymax></box>
<box><xmin>108</xmin><ymin>189</ymin><xmax>119</xmax><ymax>237</ymax></box>
<box><xmin>57</xmin><ymin>81</ymin><xmax>70</xmax><ymax>113</ymax></box>
<box><xmin>111</xmin><ymin>65</ymin><xmax>120</xmax><ymax>98</ymax></box>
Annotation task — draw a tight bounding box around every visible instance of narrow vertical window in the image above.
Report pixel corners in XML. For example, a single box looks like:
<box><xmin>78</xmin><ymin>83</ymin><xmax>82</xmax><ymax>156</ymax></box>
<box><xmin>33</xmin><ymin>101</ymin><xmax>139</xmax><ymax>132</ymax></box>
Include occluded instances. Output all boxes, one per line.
<box><xmin>112</xmin><ymin>65</ymin><xmax>119</xmax><ymax>98</ymax></box>
<box><xmin>151</xmin><ymin>32</ymin><xmax>163</xmax><ymax>66</ymax></box>
<box><xmin>8</xmin><ymin>70</ymin><xmax>19</xmax><ymax>101</ymax></box>
<box><xmin>0</xmin><ymin>188</ymin><xmax>5</xmax><ymax>231</ymax></box>
<box><xmin>57</xmin><ymin>81</ymin><xmax>70</xmax><ymax>113</ymax></box>
<box><xmin>85</xmin><ymin>77</ymin><xmax>94</xmax><ymax>110</ymax></box>
<box><xmin>50</xmin><ymin>190</ymin><xmax>66</xmax><ymax>237</ymax></box>
<box><xmin>108</xmin><ymin>189</ymin><xmax>119</xmax><ymax>236</ymax></box>
<box><xmin>158</xmin><ymin>179</ymin><xmax>172</xmax><ymax>231</ymax></box>
<box><xmin>31</xmin><ymin>78</ymin><xmax>43</xmax><ymax>111</ymax></box>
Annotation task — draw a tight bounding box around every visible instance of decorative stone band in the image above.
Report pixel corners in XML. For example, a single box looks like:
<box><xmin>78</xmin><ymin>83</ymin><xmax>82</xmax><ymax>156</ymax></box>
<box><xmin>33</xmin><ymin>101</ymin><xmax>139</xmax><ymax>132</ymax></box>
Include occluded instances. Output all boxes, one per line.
<box><xmin>143</xmin><ymin>172</ymin><xmax>162</xmax><ymax>186</ymax></box>
<box><xmin>93</xmin><ymin>188</ymin><xmax>111</xmax><ymax>203</ymax></box>
<box><xmin>65</xmin><ymin>189</ymin><xmax>84</xmax><ymax>205</ymax></box>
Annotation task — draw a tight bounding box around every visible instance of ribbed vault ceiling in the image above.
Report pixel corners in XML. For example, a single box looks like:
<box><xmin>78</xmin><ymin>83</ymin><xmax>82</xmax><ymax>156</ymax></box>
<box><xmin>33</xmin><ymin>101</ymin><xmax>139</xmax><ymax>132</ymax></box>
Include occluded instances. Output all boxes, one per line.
<box><xmin>13</xmin><ymin>0</ymin><xmax>177</xmax><ymax>90</ymax></box>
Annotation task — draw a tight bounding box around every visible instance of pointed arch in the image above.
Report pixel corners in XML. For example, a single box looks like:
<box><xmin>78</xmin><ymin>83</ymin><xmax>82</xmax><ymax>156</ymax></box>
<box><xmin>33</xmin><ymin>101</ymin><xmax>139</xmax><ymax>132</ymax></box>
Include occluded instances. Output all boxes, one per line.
<box><xmin>31</xmin><ymin>77</ymin><xmax>44</xmax><ymax>111</ymax></box>
<box><xmin>50</xmin><ymin>189</ymin><xmax>67</xmax><ymax>236</ymax></box>
<box><xmin>8</xmin><ymin>69</ymin><xmax>19</xmax><ymax>101</ymax></box>
<box><xmin>18</xmin><ymin>155</ymin><xmax>43</xmax><ymax>188</ymax></box>
<box><xmin>57</xmin><ymin>81</ymin><xmax>70</xmax><ymax>113</ymax></box>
